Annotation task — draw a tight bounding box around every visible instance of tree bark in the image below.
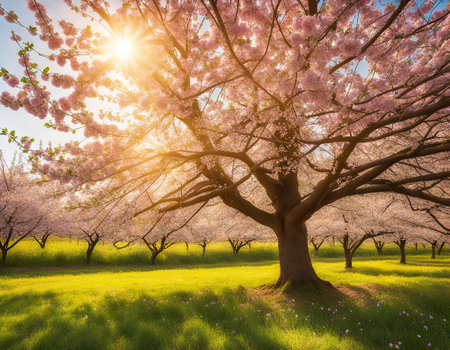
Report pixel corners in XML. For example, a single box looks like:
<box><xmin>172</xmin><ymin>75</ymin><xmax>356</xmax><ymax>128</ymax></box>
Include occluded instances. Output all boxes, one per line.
<box><xmin>202</xmin><ymin>245</ymin><xmax>206</xmax><ymax>256</ymax></box>
<box><xmin>150</xmin><ymin>251</ymin><xmax>158</xmax><ymax>265</ymax></box>
<box><xmin>86</xmin><ymin>240</ymin><xmax>98</xmax><ymax>264</ymax></box>
<box><xmin>431</xmin><ymin>242</ymin><xmax>436</xmax><ymax>259</ymax></box>
<box><xmin>313</xmin><ymin>247</ymin><xmax>319</xmax><ymax>256</ymax></box>
<box><xmin>438</xmin><ymin>242</ymin><xmax>445</xmax><ymax>255</ymax></box>
<box><xmin>399</xmin><ymin>240</ymin><xmax>406</xmax><ymax>264</ymax></box>
<box><xmin>185</xmin><ymin>241</ymin><xmax>189</xmax><ymax>251</ymax></box>
<box><xmin>1</xmin><ymin>249</ymin><xmax>6</xmax><ymax>265</ymax></box>
<box><xmin>344</xmin><ymin>252</ymin><xmax>353</xmax><ymax>269</ymax></box>
<box><xmin>275</xmin><ymin>223</ymin><xmax>329</xmax><ymax>287</ymax></box>
<box><xmin>86</xmin><ymin>248</ymin><xmax>93</xmax><ymax>264</ymax></box>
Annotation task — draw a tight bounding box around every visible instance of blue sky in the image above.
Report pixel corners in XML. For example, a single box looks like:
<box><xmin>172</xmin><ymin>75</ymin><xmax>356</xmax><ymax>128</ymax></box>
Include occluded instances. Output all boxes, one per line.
<box><xmin>0</xmin><ymin>0</ymin><xmax>77</xmax><ymax>161</ymax></box>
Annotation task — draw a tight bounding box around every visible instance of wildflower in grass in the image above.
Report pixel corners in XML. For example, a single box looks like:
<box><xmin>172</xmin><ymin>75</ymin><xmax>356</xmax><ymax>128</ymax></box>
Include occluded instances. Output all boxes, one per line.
<box><xmin>424</xmin><ymin>325</ymin><xmax>428</xmax><ymax>331</ymax></box>
<box><xmin>345</xmin><ymin>329</ymin><xmax>349</xmax><ymax>334</ymax></box>
<box><xmin>428</xmin><ymin>343</ymin><xmax>431</xmax><ymax>347</ymax></box>
<box><xmin>429</xmin><ymin>315</ymin><xmax>433</xmax><ymax>319</ymax></box>
<box><xmin>389</xmin><ymin>343</ymin><xmax>393</xmax><ymax>347</ymax></box>
<box><xmin>417</xmin><ymin>334</ymin><xmax>421</xmax><ymax>338</ymax></box>
<box><xmin>395</xmin><ymin>345</ymin><xmax>399</xmax><ymax>349</ymax></box>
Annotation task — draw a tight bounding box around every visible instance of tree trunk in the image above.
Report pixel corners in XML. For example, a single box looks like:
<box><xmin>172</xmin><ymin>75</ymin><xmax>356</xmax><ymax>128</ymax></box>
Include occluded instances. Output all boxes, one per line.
<box><xmin>202</xmin><ymin>245</ymin><xmax>206</xmax><ymax>257</ymax></box>
<box><xmin>415</xmin><ymin>243</ymin><xmax>418</xmax><ymax>251</ymax></box>
<box><xmin>376</xmin><ymin>246</ymin><xmax>382</xmax><ymax>256</ymax></box>
<box><xmin>431</xmin><ymin>242</ymin><xmax>436</xmax><ymax>259</ymax></box>
<box><xmin>344</xmin><ymin>252</ymin><xmax>353</xmax><ymax>269</ymax></box>
<box><xmin>275</xmin><ymin>223</ymin><xmax>329</xmax><ymax>287</ymax></box>
<box><xmin>248</xmin><ymin>242</ymin><xmax>251</xmax><ymax>252</ymax></box>
<box><xmin>1</xmin><ymin>249</ymin><xmax>6</xmax><ymax>265</ymax></box>
<box><xmin>399</xmin><ymin>240</ymin><xmax>406</xmax><ymax>264</ymax></box>
<box><xmin>185</xmin><ymin>242</ymin><xmax>189</xmax><ymax>251</ymax></box>
<box><xmin>438</xmin><ymin>242</ymin><xmax>445</xmax><ymax>255</ymax></box>
<box><xmin>86</xmin><ymin>240</ymin><xmax>98</xmax><ymax>264</ymax></box>
<box><xmin>313</xmin><ymin>247</ymin><xmax>319</xmax><ymax>256</ymax></box>
<box><xmin>86</xmin><ymin>248</ymin><xmax>92</xmax><ymax>264</ymax></box>
<box><xmin>150</xmin><ymin>251</ymin><xmax>158</xmax><ymax>265</ymax></box>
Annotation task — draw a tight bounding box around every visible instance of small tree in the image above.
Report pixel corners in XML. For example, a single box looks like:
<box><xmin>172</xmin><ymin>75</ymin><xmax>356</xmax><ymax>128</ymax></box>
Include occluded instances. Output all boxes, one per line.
<box><xmin>372</xmin><ymin>237</ymin><xmax>385</xmax><ymax>256</ymax></box>
<box><xmin>0</xmin><ymin>154</ymin><xmax>60</xmax><ymax>264</ymax></box>
<box><xmin>134</xmin><ymin>203</ymin><xmax>208</xmax><ymax>265</ymax></box>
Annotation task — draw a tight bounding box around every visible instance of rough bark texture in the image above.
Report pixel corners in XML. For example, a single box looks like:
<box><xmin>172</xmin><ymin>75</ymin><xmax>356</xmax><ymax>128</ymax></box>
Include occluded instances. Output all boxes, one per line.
<box><xmin>431</xmin><ymin>242</ymin><xmax>436</xmax><ymax>259</ymax></box>
<box><xmin>1</xmin><ymin>249</ymin><xmax>6</xmax><ymax>265</ymax></box>
<box><xmin>275</xmin><ymin>223</ymin><xmax>328</xmax><ymax>287</ymax></box>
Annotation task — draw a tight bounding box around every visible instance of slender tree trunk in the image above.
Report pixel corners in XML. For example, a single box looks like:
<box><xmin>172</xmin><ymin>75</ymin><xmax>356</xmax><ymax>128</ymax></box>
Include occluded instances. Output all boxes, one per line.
<box><xmin>438</xmin><ymin>242</ymin><xmax>445</xmax><ymax>255</ymax></box>
<box><xmin>399</xmin><ymin>240</ymin><xmax>406</xmax><ymax>264</ymax></box>
<box><xmin>375</xmin><ymin>246</ymin><xmax>383</xmax><ymax>256</ymax></box>
<box><xmin>86</xmin><ymin>240</ymin><xmax>98</xmax><ymax>264</ymax></box>
<box><xmin>344</xmin><ymin>252</ymin><xmax>353</xmax><ymax>269</ymax></box>
<box><xmin>1</xmin><ymin>249</ymin><xmax>6</xmax><ymax>265</ymax></box>
<box><xmin>202</xmin><ymin>245</ymin><xmax>206</xmax><ymax>257</ymax></box>
<box><xmin>86</xmin><ymin>248</ymin><xmax>93</xmax><ymax>264</ymax></box>
<box><xmin>313</xmin><ymin>247</ymin><xmax>319</xmax><ymax>256</ymax></box>
<box><xmin>431</xmin><ymin>242</ymin><xmax>436</xmax><ymax>259</ymax></box>
<box><xmin>275</xmin><ymin>223</ymin><xmax>329</xmax><ymax>287</ymax></box>
<box><xmin>185</xmin><ymin>241</ymin><xmax>189</xmax><ymax>251</ymax></box>
<box><xmin>415</xmin><ymin>243</ymin><xmax>418</xmax><ymax>251</ymax></box>
<box><xmin>332</xmin><ymin>236</ymin><xmax>335</xmax><ymax>246</ymax></box>
<box><xmin>150</xmin><ymin>251</ymin><xmax>158</xmax><ymax>265</ymax></box>
<box><xmin>248</xmin><ymin>242</ymin><xmax>251</xmax><ymax>252</ymax></box>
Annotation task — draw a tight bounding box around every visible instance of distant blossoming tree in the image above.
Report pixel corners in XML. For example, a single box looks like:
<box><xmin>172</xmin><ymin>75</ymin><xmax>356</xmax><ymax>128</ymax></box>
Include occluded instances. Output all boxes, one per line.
<box><xmin>0</xmin><ymin>153</ymin><xmax>61</xmax><ymax>264</ymax></box>
<box><xmin>0</xmin><ymin>0</ymin><xmax>449</xmax><ymax>286</ymax></box>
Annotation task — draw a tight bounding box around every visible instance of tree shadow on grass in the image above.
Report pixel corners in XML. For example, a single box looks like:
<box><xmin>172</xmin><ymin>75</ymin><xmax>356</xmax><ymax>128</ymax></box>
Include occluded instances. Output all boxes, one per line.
<box><xmin>1</xmin><ymin>282</ymin><xmax>448</xmax><ymax>350</ymax></box>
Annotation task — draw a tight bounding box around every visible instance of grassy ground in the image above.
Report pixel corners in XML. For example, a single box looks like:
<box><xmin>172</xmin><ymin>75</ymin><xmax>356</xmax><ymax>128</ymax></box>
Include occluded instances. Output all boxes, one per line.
<box><xmin>1</xmin><ymin>238</ymin><xmax>441</xmax><ymax>267</ymax></box>
<box><xmin>0</xmin><ymin>245</ymin><xmax>449</xmax><ymax>350</ymax></box>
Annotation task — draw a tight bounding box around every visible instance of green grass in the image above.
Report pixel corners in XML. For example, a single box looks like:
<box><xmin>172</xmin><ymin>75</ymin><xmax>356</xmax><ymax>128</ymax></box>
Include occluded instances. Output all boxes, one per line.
<box><xmin>1</xmin><ymin>238</ymin><xmax>442</xmax><ymax>267</ymax></box>
<box><xmin>0</xmin><ymin>249</ymin><xmax>449</xmax><ymax>349</ymax></box>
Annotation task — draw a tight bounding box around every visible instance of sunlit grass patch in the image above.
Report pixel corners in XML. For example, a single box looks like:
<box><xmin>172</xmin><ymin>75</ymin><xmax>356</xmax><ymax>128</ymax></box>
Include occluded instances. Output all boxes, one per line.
<box><xmin>3</xmin><ymin>238</ymin><xmax>443</xmax><ymax>268</ymax></box>
<box><xmin>0</xmin><ymin>255</ymin><xmax>448</xmax><ymax>349</ymax></box>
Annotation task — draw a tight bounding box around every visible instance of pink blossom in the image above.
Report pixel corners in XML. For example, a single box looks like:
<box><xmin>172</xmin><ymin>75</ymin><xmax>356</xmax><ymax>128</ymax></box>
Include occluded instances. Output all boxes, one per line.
<box><xmin>301</xmin><ymin>71</ymin><xmax>320</xmax><ymax>90</ymax></box>
<box><xmin>7</xmin><ymin>76</ymin><xmax>19</xmax><ymax>88</ymax></box>
<box><xmin>56</xmin><ymin>55</ymin><xmax>66</xmax><ymax>67</ymax></box>
<box><xmin>48</xmin><ymin>36</ymin><xmax>63</xmax><ymax>50</ymax></box>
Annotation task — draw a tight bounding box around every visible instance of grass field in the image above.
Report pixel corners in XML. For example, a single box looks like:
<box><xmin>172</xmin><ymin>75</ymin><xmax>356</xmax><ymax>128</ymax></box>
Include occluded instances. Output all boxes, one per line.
<box><xmin>0</xmin><ymin>241</ymin><xmax>449</xmax><ymax>349</ymax></box>
<box><xmin>0</xmin><ymin>238</ymin><xmax>441</xmax><ymax>267</ymax></box>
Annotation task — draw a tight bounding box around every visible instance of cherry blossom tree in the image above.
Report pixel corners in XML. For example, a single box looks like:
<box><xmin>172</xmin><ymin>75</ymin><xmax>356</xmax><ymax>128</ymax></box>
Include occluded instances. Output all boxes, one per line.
<box><xmin>0</xmin><ymin>153</ymin><xmax>60</xmax><ymax>264</ymax></box>
<box><xmin>66</xmin><ymin>191</ymin><xmax>134</xmax><ymax>263</ymax></box>
<box><xmin>130</xmin><ymin>203</ymin><xmax>208</xmax><ymax>265</ymax></box>
<box><xmin>309</xmin><ymin>195</ymin><xmax>396</xmax><ymax>268</ymax></box>
<box><xmin>1</xmin><ymin>0</ymin><xmax>449</xmax><ymax>286</ymax></box>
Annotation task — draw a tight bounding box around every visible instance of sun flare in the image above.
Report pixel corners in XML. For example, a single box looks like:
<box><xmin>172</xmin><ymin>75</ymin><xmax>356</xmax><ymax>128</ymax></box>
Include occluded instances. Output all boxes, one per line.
<box><xmin>113</xmin><ymin>39</ymin><xmax>133</xmax><ymax>60</ymax></box>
